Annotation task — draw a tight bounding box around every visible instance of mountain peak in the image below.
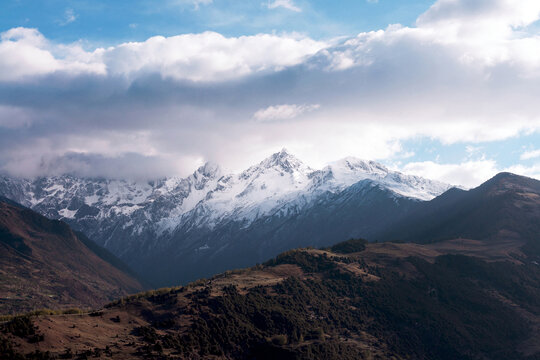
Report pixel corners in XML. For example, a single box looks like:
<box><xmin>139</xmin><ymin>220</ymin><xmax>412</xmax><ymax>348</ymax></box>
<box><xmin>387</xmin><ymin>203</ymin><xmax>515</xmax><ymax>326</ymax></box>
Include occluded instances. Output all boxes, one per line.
<box><xmin>278</xmin><ymin>147</ymin><xmax>290</xmax><ymax>155</ymax></box>
<box><xmin>196</xmin><ymin>161</ymin><xmax>221</xmax><ymax>179</ymax></box>
<box><xmin>479</xmin><ymin>172</ymin><xmax>540</xmax><ymax>195</ymax></box>
<box><xmin>329</xmin><ymin>157</ymin><xmax>389</xmax><ymax>176</ymax></box>
<box><xmin>488</xmin><ymin>172</ymin><xmax>521</xmax><ymax>182</ymax></box>
<box><xmin>272</xmin><ymin>148</ymin><xmax>294</xmax><ymax>160</ymax></box>
<box><xmin>259</xmin><ymin>149</ymin><xmax>307</xmax><ymax>173</ymax></box>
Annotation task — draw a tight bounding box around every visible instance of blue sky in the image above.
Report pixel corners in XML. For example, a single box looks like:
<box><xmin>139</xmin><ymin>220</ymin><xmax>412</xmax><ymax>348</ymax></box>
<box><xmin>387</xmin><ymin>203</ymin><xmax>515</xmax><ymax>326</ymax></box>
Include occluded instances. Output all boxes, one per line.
<box><xmin>0</xmin><ymin>0</ymin><xmax>540</xmax><ymax>187</ymax></box>
<box><xmin>394</xmin><ymin>132</ymin><xmax>540</xmax><ymax>172</ymax></box>
<box><xmin>1</xmin><ymin>0</ymin><xmax>434</xmax><ymax>44</ymax></box>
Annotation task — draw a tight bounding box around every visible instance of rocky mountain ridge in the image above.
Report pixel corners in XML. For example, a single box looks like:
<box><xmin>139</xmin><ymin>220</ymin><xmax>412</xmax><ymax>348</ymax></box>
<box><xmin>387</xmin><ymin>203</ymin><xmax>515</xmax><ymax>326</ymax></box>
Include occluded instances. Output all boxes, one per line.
<box><xmin>0</xmin><ymin>150</ymin><xmax>452</xmax><ymax>285</ymax></box>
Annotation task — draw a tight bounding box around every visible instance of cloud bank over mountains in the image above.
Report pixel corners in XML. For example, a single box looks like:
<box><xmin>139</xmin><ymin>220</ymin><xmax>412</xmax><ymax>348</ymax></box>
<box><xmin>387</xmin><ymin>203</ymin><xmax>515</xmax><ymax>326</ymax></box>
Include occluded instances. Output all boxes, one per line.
<box><xmin>0</xmin><ymin>0</ymin><xmax>539</xmax><ymax>186</ymax></box>
<box><xmin>0</xmin><ymin>28</ymin><xmax>325</xmax><ymax>82</ymax></box>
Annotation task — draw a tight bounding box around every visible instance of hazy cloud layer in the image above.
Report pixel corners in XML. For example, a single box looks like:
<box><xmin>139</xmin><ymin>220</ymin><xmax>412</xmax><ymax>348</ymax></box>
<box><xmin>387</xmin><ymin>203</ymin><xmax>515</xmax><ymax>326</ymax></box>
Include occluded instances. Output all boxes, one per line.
<box><xmin>404</xmin><ymin>160</ymin><xmax>540</xmax><ymax>188</ymax></box>
<box><xmin>1</xmin><ymin>0</ymin><xmax>540</xmax><ymax>186</ymax></box>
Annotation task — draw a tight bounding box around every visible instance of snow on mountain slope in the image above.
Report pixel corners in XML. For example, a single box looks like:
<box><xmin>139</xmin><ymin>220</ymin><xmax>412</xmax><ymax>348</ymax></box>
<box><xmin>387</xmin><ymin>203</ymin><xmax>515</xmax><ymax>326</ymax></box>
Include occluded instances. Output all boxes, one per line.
<box><xmin>193</xmin><ymin>150</ymin><xmax>315</xmax><ymax>225</ymax></box>
<box><xmin>0</xmin><ymin>149</ymin><xmax>452</xmax><ymax>256</ymax></box>
<box><xmin>315</xmin><ymin>157</ymin><xmax>450</xmax><ymax>200</ymax></box>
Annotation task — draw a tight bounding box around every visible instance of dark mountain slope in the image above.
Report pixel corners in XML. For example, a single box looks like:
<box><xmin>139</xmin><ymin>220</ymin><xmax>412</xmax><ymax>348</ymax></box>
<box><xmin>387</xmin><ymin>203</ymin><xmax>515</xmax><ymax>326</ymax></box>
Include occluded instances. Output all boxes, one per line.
<box><xmin>375</xmin><ymin>173</ymin><xmax>540</xmax><ymax>247</ymax></box>
<box><xmin>3</xmin><ymin>239</ymin><xmax>540</xmax><ymax>359</ymax></box>
<box><xmin>0</xmin><ymin>198</ymin><xmax>145</xmax><ymax>314</ymax></box>
<box><xmin>74</xmin><ymin>230</ymin><xmax>146</xmax><ymax>285</ymax></box>
<box><xmin>142</xmin><ymin>180</ymin><xmax>418</xmax><ymax>286</ymax></box>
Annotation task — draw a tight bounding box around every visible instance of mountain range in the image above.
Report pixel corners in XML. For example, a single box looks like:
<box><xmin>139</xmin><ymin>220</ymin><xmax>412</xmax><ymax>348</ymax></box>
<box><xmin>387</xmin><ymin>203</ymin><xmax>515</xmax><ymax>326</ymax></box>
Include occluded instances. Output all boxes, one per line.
<box><xmin>0</xmin><ymin>149</ymin><xmax>451</xmax><ymax>285</ymax></box>
<box><xmin>0</xmin><ymin>165</ymin><xmax>540</xmax><ymax>360</ymax></box>
<box><xmin>2</xmin><ymin>172</ymin><xmax>540</xmax><ymax>359</ymax></box>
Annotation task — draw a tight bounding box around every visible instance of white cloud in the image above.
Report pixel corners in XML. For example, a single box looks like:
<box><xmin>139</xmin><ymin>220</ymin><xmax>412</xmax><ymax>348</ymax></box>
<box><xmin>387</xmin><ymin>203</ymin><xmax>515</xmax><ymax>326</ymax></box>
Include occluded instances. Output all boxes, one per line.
<box><xmin>267</xmin><ymin>0</ymin><xmax>301</xmax><ymax>12</ymax></box>
<box><xmin>104</xmin><ymin>32</ymin><xmax>325</xmax><ymax>82</ymax></box>
<box><xmin>0</xmin><ymin>28</ymin><xmax>60</xmax><ymax>81</ymax></box>
<box><xmin>402</xmin><ymin>160</ymin><xmax>499</xmax><ymax>188</ymax></box>
<box><xmin>418</xmin><ymin>0</ymin><xmax>540</xmax><ymax>30</ymax></box>
<box><xmin>521</xmin><ymin>149</ymin><xmax>540</xmax><ymax>160</ymax></box>
<box><xmin>402</xmin><ymin>158</ymin><xmax>540</xmax><ymax>188</ymax></box>
<box><xmin>0</xmin><ymin>28</ymin><xmax>326</xmax><ymax>82</ymax></box>
<box><xmin>0</xmin><ymin>27</ymin><xmax>105</xmax><ymax>82</ymax></box>
<box><xmin>2</xmin><ymin>0</ymin><xmax>540</xmax><ymax>183</ymax></box>
<box><xmin>413</xmin><ymin>0</ymin><xmax>540</xmax><ymax>73</ymax></box>
<box><xmin>505</xmin><ymin>163</ymin><xmax>540</xmax><ymax>180</ymax></box>
<box><xmin>253</xmin><ymin>104</ymin><xmax>320</xmax><ymax>122</ymax></box>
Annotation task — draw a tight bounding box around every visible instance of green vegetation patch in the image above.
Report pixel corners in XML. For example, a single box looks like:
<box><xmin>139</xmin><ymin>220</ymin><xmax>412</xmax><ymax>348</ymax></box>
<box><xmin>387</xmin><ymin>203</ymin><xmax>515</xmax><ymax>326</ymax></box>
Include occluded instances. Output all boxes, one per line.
<box><xmin>163</xmin><ymin>253</ymin><xmax>533</xmax><ymax>359</ymax></box>
<box><xmin>264</xmin><ymin>250</ymin><xmax>337</xmax><ymax>273</ymax></box>
<box><xmin>329</xmin><ymin>238</ymin><xmax>368</xmax><ymax>254</ymax></box>
<box><xmin>1</xmin><ymin>316</ymin><xmax>44</xmax><ymax>344</ymax></box>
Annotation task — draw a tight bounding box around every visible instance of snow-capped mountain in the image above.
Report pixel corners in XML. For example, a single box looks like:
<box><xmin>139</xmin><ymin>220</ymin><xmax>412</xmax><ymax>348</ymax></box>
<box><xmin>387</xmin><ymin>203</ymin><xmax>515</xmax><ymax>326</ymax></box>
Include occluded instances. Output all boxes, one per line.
<box><xmin>0</xmin><ymin>149</ymin><xmax>452</xmax><ymax>285</ymax></box>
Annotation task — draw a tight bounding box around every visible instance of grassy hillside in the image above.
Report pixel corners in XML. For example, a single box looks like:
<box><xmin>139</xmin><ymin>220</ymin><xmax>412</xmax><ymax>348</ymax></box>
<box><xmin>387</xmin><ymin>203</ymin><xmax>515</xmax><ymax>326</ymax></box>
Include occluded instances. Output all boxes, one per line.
<box><xmin>3</xmin><ymin>238</ymin><xmax>540</xmax><ymax>359</ymax></box>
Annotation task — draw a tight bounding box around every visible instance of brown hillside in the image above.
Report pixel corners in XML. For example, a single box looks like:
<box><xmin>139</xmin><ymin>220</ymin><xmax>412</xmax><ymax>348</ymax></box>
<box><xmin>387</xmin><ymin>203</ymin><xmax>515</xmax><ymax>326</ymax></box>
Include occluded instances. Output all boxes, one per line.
<box><xmin>3</xmin><ymin>238</ymin><xmax>540</xmax><ymax>359</ymax></box>
<box><xmin>0</xmin><ymin>199</ymin><xmax>144</xmax><ymax>314</ymax></box>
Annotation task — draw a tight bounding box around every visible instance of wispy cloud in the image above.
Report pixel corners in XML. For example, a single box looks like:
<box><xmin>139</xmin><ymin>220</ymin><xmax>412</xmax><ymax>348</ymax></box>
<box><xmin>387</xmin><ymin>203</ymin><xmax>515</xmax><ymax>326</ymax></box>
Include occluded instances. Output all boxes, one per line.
<box><xmin>192</xmin><ymin>0</ymin><xmax>213</xmax><ymax>10</ymax></box>
<box><xmin>172</xmin><ymin>0</ymin><xmax>213</xmax><ymax>10</ymax></box>
<box><xmin>254</xmin><ymin>104</ymin><xmax>320</xmax><ymax>122</ymax></box>
<box><xmin>267</xmin><ymin>0</ymin><xmax>302</xmax><ymax>12</ymax></box>
<box><xmin>403</xmin><ymin>159</ymin><xmax>499</xmax><ymax>188</ymax></box>
<box><xmin>403</xmin><ymin>157</ymin><xmax>540</xmax><ymax>188</ymax></box>
<box><xmin>521</xmin><ymin>149</ymin><xmax>540</xmax><ymax>160</ymax></box>
<box><xmin>59</xmin><ymin>8</ymin><xmax>78</xmax><ymax>26</ymax></box>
